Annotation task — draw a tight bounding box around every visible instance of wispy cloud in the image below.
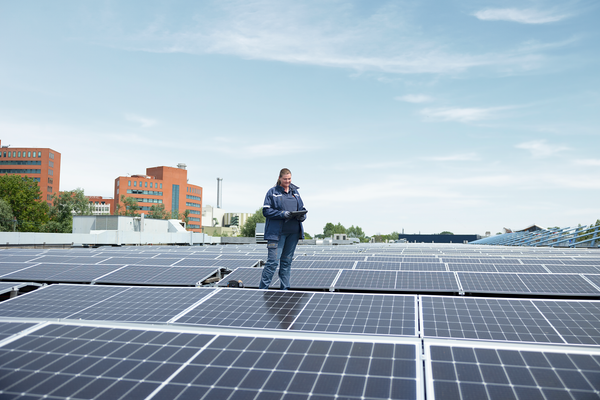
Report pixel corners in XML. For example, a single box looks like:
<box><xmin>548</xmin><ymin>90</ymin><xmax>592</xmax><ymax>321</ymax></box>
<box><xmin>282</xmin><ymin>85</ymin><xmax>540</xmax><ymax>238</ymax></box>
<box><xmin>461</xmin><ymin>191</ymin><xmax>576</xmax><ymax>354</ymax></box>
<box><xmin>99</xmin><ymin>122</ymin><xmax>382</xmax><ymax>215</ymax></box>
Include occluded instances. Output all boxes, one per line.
<box><xmin>473</xmin><ymin>8</ymin><xmax>571</xmax><ymax>24</ymax></box>
<box><xmin>574</xmin><ymin>159</ymin><xmax>600</xmax><ymax>166</ymax></box>
<box><xmin>420</xmin><ymin>106</ymin><xmax>513</xmax><ymax>123</ymax></box>
<box><xmin>107</xmin><ymin>0</ymin><xmax>572</xmax><ymax>76</ymax></box>
<box><xmin>422</xmin><ymin>153</ymin><xmax>480</xmax><ymax>162</ymax></box>
<box><xmin>515</xmin><ymin>139</ymin><xmax>570</xmax><ymax>158</ymax></box>
<box><xmin>125</xmin><ymin>113</ymin><xmax>157</xmax><ymax>128</ymax></box>
<box><xmin>395</xmin><ymin>94</ymin><xmax>433</xmax><ymax>103</ymax></box>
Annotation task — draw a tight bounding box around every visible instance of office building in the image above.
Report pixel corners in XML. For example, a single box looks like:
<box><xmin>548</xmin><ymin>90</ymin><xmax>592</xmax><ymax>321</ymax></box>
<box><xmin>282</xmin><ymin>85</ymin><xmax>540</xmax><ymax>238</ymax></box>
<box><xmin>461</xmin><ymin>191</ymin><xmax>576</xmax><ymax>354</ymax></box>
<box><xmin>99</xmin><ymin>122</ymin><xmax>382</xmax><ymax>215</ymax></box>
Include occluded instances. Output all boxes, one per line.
<box><xmin>87</xmin><ymin>196</ymin><xmax>115</xmax><ymax>215</ymax></box>
<box><xmin>0</xmin><ymin>139</ymin><xmax>61</xmax><ymax>204</ymax></box>
<box><xmin>114</xmin><ymin>165</ymin><xmax>203</xmax><ymax>232</ymax></box>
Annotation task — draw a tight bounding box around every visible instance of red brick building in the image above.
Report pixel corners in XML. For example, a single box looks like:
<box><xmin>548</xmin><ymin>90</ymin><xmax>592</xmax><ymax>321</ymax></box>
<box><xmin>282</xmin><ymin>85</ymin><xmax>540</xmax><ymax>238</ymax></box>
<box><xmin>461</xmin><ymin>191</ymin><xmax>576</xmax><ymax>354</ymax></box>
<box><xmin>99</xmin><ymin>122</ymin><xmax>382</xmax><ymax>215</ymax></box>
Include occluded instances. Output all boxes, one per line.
<box><xmin>114</xmin><ymin>165</ymin><xmax>202</xmax><ymax>231</ymax></box>
<box><xmin>0</xmin><ymin>139</ymin><xmax>61</xmax><ymax>204</ymax></box>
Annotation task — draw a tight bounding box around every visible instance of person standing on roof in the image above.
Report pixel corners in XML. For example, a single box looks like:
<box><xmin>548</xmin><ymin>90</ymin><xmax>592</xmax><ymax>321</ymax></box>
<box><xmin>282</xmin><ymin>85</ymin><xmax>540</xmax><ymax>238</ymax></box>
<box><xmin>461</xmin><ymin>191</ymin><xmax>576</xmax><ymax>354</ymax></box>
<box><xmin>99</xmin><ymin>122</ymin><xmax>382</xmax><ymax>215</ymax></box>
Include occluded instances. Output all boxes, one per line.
<box><xmin>259</xmin><ymin>168</ymin><xmax>307</xmax><ymax>290</ymax></box>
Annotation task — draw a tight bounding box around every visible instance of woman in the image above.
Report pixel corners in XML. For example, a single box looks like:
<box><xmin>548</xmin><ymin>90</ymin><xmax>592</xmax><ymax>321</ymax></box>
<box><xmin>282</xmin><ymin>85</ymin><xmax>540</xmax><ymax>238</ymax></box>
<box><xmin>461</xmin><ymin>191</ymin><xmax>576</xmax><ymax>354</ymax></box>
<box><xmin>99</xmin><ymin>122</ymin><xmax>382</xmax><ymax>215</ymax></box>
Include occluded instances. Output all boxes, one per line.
<box><xmin>259</xmin><ymin>168</ymin><xmax>307</xmax><ymax>290</ymax></box>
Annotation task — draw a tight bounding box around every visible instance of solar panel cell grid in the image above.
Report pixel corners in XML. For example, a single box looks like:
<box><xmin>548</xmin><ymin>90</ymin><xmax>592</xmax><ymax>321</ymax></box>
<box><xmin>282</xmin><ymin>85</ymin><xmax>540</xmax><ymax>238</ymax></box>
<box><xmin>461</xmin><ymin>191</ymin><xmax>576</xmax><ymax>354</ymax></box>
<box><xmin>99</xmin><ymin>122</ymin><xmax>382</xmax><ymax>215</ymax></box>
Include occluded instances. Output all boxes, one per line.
<box><xmin>396</xmin><ymin>272</ymin><xmax>460</xmax><ymax>292</ymax></box>
<box><xmin>289</xmin><ymin>293</ymin><xmax>417</xmax><ymax>336</ymax></box>
<box><xmin>458</xmin><ymin>273</ymin><xmax>531</xmax><ymax>294</ymax></box>
<box><xmin>335</xmin><ymin>270</ymin><xmax>398</xmax><ymax>291</ymax></box>
<box><xmin>427</xmin><ymin>344</ymin><xmax>600</xmax><ymax>400</ymax></box>
<box><xmin>421</xmin><ymin>297</ymin><xmax>564</xmax><ymax>343</ymax></box>
<box><xmin>534</xmin><ymin>300</ymin><xmax>600</xmax><ymax>345</ymax></box>
<box><xmin>519</xmin><ymin>273</ymin><xmax>600</xmax><ymax>295</ymax></box>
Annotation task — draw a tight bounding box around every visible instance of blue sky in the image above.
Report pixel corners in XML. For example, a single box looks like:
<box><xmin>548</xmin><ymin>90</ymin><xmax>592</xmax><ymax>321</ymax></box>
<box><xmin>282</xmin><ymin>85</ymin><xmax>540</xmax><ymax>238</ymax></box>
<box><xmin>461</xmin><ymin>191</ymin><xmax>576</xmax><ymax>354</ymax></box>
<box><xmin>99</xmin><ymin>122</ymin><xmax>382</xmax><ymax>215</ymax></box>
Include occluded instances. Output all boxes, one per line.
<box><xmin>1</xmin><ymin>0</ymin><xmax>599</xmax><ymax>237</ymax></box>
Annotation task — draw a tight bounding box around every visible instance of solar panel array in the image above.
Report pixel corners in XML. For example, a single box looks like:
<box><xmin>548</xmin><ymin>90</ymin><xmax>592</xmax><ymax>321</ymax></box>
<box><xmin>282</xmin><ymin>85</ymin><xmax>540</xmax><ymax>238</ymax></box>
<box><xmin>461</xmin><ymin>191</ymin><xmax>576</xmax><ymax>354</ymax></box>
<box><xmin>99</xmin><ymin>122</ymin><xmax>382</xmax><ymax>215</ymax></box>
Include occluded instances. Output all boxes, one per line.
<box><xmin>1</xmin><ymin>243</ymin><xmax>600</xmax><ymax>399</ymax></box>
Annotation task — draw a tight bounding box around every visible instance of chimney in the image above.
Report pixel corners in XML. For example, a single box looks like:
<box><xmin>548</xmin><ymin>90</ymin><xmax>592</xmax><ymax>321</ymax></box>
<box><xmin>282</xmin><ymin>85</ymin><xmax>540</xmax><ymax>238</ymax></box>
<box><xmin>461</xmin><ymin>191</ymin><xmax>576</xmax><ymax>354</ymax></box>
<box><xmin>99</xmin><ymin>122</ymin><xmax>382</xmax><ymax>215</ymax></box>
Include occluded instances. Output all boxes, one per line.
<box><xmin>216</xmin><ymin>177</ymin><xmax>223</xmax><ymax>208</ymax></box>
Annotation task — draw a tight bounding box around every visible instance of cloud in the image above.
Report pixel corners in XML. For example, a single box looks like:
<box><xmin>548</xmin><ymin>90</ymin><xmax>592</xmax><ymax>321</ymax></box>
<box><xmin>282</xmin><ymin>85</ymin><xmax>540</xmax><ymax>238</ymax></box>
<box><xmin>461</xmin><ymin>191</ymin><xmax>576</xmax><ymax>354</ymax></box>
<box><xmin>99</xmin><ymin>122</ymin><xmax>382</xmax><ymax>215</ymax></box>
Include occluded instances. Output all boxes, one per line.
<box><xmin>125</xmin><ymin>113</ymin><xmax>157</xmax><ymax>128</ymax></box>
<box><xmin>395</xmin><ymin>94</ymin><xmax>433</xmax><ymax>103</ymax></box>
<box><xmin>422</xmin><ymin>153</ymin><xmax>480</xmax><ymax>162</ymax></box>
<box><xmin>420</xmin><ymin>106</ymin><xmax>512</xmax><ymax>123</ymax></box>
<box><xmin>574</xmin><ymin>159</ymin><xmax>600</xmax><ymax>167</ymax></box>
<box><xmin>107</xmin><ymin>1</ymin><xmax>572</xmax><ymax>76</ymax></box>
<box><xmin>515</xmin><ymin>139</ymin><xmax>570</xmax><ymax>158</ymax></box>
<box><xmin>473</xmin><ymin>8</ymin><xmax>571</xmax><ymax>24</ymax></box>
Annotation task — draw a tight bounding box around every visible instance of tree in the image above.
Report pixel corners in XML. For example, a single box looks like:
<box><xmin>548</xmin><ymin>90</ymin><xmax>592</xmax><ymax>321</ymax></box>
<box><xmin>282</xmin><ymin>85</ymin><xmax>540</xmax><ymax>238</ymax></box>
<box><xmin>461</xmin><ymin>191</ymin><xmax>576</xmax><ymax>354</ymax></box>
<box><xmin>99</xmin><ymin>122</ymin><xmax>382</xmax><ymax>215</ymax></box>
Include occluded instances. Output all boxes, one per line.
<box><xmin>439</xmin><ymin>231</ymin><xmax>454</xmax><ymax>235</ymax></box>
<box><xmin>0</xmin><ymin>198</ymin><xmax>14</xmax><ymax>232</ymax></box>
<box><xmin>240</xmin><ymin>208</ymin><xmax>266</xmax><ymax>237</ymax></box>
<box><xmin>304</xmin><ymin>232</ymin><xmax>312</xmax><ymax>239</ymax></box>
<box><xmin>323</xmin><ymin>222</ymin><xmax>346</xmax><ymax>237</ymax></box>
<box><xmin>148</xmin><ymin>204</ymin><xmax>168</xmax><ymax>219</ymax></box>
<box><xmin>120</xmin><ymin>196</ymin><xmax>140</xmax><ymax>217</ymax></box>
<box><xmin>577</xmin><ymin>219</ymin><xmax>600</xmax><ymax>244</ymax></box>
<box><xmin>347</xmin><ymin>225</ymin><xmax>370</xmax><ymax>242</ymax></box>
<box><xmin>43</xmin><ymin>189</ymin><xmax>92</xmax><ymax>233</ymax></box>
<box><xmin>0</xmin><ymin>174</ymin><xmax>49</xmax><ymax>232</ymax></box>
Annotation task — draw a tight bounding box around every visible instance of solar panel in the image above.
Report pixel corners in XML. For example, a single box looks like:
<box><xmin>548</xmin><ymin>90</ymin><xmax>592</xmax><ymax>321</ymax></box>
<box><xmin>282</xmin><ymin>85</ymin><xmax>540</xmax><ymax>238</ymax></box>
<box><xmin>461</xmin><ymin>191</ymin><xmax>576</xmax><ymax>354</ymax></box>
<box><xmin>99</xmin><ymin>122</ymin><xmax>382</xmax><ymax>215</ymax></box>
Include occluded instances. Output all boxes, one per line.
<box><xmin>396</xmin><ymin>272</ymin><xmax>460</xmax><ymax>292</ymax></box>
<box><xmin>289</xmin><ymin>293</ymin><xmax>417</xmax><ymax>336</ymax></box>
<box><xmin>447</xmin><ymin>263</ymin><xmax>498</xmax><ymax>272</ymax></box>
<box><xmin>0</xmin><ymin>263</ymin><xmax>36</xmax><ymax>277</ymax></box>
<box><xmin>305</xmin><ymin>260</ymin><xmax>356</xmax><ymax>269</ymax></box>
<box><xmin>335</xmin><ymin>270</ymin><xmax>398</xmax><ymax>291</ymax></box>
<box><xmin>545</xmin><ymin>265</ymin><xmax>600</xmax><ymax>274</ymax></box>
<box><xmin>95</xmin><ymin>265</ymin><xmax>218</xmax><ymax>286</ymax></box>
<box><xmin>162</xmin><ymin>334</ymin><xmax>421</xmax><ymax>400</ymax></box>
<box><xmin>286</xmin><ymin>269</ymin><xmax>340</xmax><ymax>289</ymax></box>
<box><xmin>355</xmin><ymin>261</ymin><xmax>403</xmax><ymax>270</ymax></box>
<box><xmin>175</xmin><ymin>289</ymin><xmax>312</xmax><ymax>329</ymax></box>
<box><xmin>401</xmin><ymin>262</ymin><xmax>447</xmax><ymax>271</ymax></box>
<box><xmin>216</xmin><ymin>267</ymin><xmax>265</xmax><ymax>288</ymax></box>
<box><xmin>421</xmin><ymin>296</ymin><xmax>563</xmax><ymax>343</ymax></box>
<box><xmin>0</xmin><ymin>282</ymin><xmax>26</xmax><ymax>295</ymax></box>
<box><xmin>458</xmin><ymin>273</ymin><xmax>530</xmax><ymax>294</ymax></box>
<box><xmin>0</xmin><ymin>284</ymin><xmax>129</xmax><ymax>319</ymax></box>
<box><xmin>495</xmin><ymin>264</ymin><xmax>547</xmax><ymax>273</ymax></box>
<box><xmin>533</xmin><ymin>300</ymin><xmax>600</xmax><ymax>345</ymax></box>
<box><xmin>519</xmin><ymin>273</ymin><xmax>600</xmax><ymax>295</ymax></box>
<box><xmin>0</xmin><ymin>321</ymin><xmax>38</xmax><ymax>341</ymax></box>
<box><xmin>0</xmin><ymin>263</ymin><xmax>122</xmax><ymax>283</ymax></box>
<box><xmin>425</xmin><ymin>343</ymin><xmax>600</xmax><ymax>400</ymax></box>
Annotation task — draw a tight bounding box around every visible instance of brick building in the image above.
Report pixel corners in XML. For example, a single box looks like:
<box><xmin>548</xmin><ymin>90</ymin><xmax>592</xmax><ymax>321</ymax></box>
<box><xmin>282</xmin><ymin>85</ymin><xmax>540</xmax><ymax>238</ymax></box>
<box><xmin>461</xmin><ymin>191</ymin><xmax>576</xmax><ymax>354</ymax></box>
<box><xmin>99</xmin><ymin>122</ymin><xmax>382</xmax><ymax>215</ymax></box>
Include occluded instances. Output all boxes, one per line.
<box><xmin>0</xmin><ymin>139</ymin><xmax>61</xmax><ymax>204</ymax></box>
<box><xmin>87</xmin><ymin>196</ymin><xmax>115</xmax><ymax>215</ymax></box>
<box><xmin>114</xmin><ymin>164</ymin><xmax>203</xmax><ymax>232</ymax></box>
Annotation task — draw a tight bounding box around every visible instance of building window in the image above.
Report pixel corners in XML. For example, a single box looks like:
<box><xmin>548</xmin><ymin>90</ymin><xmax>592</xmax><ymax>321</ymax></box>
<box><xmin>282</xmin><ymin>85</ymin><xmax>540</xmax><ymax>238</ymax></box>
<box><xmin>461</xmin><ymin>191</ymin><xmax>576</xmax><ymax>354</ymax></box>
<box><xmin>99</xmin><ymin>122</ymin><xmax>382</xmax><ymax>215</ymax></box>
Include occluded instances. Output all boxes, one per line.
<box><xmin>33</xmin><ymin>152</ymin><xmax>36</xmax><ymax>158</ymax></box>
<box><xmin>28</xmin><ymin>151</ymin><xmax>31</xmax><ymax>157</ymax></box>
<box><xmin>116</xmin><ymin>188</ymin><xmax>119</xmax><ymax>195</ymax></box>
<box><xmin>117</xmin><ymin>180</ymin><xmax>119</xmax><ymax>187</ymax></box>
<box><xmin>49</xmin><ymin>161</ymin><xmax>54</xmax><ymax>168</ymax></box>
<box><xmin>17</xmin><ymin>151</ymin><xmax>21</xmax><ymax>157</ymax></box>
<box><xmin>49</xmin><ymin>152</ymin><xmax>54</xmax><ymax>159</ymax></box>
<box><xmin>128</xmin><ymin>180</ymin><xmax>131</xmax><ymax>186</ymax></box>
<box><xmin>134</xmin><ymin>181</ymin><xmax>137</xmax><ymax>187</ymax></box>
<box><xmin>145</xmin><ymin>182</ymin><xmax>148</xmax><ymax>188</ymax></box>
<box><xmin>172</xmin><ymin>184</ymin><xmax>180</xmax><ymax>213</ymax></box>
<box><xmin>160</xmin><ymin>183</ymin><xmax>162</xmax><ymax>189</ymax></box>
<box><xmin>12</xmin><ymin>151</ymin><xmax>16</xmax><ymax>157</ymax></box>
<box><xmin>48</xmin><ymin>178</ymin><xmax>53</xmax><ymax>184</ymax></box>
<box><xmin>38</xmin><ymin>152</ymin><xmax>41</xmax><ymax>157</ymax></box>
<box><xmin>149</xmin><ymin>182</ymin><xmax>153</xmax><ymax>188</ymax></box>
<box><xmin>48</xmin><ymin>169</ymin><xmax>53</xmax><ymax>176</ymax></box>
<box><xmin>47</xmin><ymin>186</ymin><xmax>53</xmax><ymax>193</ymax></box>
<box><xmin>47</xmin><ymin>194</ymin><xmax>52</xmax><ymax>201</ymax></box>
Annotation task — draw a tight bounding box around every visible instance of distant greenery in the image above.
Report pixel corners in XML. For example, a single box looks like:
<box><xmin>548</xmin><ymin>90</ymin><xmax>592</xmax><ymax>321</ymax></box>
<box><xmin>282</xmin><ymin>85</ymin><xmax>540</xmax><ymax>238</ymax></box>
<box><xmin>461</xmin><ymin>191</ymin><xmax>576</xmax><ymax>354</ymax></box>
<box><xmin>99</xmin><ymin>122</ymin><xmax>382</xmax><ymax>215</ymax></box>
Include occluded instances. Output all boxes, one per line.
<box><xmin>43</xmin><ymin>188</ymin><xmax>93</xmax><ymax>233</ymax></box>
<box><xmin>240</xmin><ymin>208</ymin><xmax>266</xmax><ymax>237</ymax></box>
<box><xmin>0</xmin><ymin>175</ymin><xmax>49</xmax><ymax>232</ymax></box>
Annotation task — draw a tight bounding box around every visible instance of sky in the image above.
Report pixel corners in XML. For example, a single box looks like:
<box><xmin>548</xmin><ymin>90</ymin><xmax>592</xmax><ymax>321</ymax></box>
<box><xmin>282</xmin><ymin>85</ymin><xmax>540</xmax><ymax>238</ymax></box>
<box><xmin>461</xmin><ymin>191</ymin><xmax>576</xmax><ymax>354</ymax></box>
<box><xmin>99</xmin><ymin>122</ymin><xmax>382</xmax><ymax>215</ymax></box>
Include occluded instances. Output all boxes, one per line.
<box><xmin>1</xmin><ymin>0</ymin><xmax>599</xmax><ymax>238</ymax></box>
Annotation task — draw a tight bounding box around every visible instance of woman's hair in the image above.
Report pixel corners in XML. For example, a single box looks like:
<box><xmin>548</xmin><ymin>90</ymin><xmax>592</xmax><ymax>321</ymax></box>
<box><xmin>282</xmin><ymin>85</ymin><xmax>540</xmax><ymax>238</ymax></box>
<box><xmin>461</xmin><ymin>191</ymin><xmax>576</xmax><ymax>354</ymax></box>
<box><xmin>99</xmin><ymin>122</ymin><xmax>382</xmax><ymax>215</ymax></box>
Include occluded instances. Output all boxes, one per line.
<box><xmin>276</xmin><ymin>168</ymin><xmax>292</xmax><ymax>186</ymax></box>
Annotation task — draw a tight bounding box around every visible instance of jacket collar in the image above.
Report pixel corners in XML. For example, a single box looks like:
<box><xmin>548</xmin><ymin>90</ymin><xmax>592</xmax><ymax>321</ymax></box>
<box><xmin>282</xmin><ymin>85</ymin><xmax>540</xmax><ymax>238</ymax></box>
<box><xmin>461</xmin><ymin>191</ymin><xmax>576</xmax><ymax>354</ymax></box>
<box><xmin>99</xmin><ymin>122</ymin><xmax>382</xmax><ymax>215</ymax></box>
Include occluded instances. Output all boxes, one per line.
<box><xmin>276</xmin><ymin>183</ymin><xmax>300</xmax><ymax>193</ymax></box>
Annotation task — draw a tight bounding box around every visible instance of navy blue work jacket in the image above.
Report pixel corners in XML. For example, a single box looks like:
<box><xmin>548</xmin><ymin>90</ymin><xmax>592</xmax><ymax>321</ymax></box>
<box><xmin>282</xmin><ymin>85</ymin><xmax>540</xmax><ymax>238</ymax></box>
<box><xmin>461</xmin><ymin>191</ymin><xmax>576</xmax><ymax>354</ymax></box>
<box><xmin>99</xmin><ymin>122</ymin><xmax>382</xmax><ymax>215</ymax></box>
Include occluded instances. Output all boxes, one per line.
<box><xmin>262</xmin><ymin>183</ymin><xmax>306</xmax><ymax>241</ymax></box>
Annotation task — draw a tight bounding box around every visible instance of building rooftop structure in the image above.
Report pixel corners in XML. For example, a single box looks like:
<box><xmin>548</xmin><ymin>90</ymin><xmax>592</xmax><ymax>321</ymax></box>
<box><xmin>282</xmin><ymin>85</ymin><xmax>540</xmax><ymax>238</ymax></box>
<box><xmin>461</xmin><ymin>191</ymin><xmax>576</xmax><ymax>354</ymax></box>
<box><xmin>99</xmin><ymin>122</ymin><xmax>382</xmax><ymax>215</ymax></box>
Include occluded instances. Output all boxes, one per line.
<box><xmin>114</xmin><ymin>165</ymin><xmax>203</xmax><ymax>232</ymax></box>
<box><xmin>0</xmin><ymin>139</ymin><xmax>61</xmax><ymax>204</ymax></box>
